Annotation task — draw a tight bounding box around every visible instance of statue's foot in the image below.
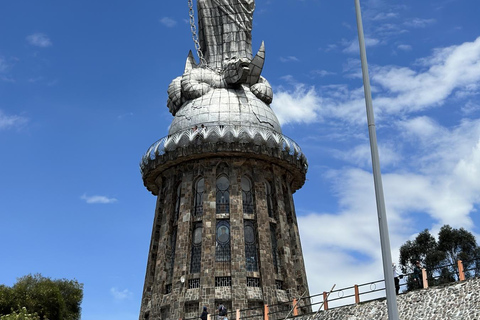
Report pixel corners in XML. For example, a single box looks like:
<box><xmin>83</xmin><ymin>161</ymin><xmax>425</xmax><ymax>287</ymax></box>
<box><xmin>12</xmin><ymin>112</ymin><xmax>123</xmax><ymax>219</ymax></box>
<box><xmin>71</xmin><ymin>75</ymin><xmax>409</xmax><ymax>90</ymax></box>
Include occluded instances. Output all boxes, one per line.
<box><xmin>224</xmin><ymin>58</ymin><xmax>250</xmax><ymax>85</ymax></box>
<box><xmin>251</xmin><ymin>77</ymin><xmax>273</xmax><ymax>105</ymax></box>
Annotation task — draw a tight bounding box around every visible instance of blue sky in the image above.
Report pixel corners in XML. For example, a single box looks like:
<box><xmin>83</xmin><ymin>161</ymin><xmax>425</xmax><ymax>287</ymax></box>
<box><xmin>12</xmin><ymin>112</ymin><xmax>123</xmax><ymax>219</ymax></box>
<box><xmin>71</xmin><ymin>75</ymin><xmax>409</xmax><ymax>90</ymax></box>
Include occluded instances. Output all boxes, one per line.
<box><xmin>1</xmin><ymin>0</ymin><xmax>480</xmax><ymax>318</ymax></box>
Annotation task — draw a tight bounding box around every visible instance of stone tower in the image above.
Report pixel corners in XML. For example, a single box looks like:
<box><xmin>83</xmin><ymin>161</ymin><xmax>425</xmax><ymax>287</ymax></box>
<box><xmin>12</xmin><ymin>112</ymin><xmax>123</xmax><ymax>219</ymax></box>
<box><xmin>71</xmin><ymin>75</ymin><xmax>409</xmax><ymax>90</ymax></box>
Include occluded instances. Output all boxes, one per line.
<box><xmin>139</xmin><ymin>1</ymin><xmax>310</xmax><ymax>319</ymax></box>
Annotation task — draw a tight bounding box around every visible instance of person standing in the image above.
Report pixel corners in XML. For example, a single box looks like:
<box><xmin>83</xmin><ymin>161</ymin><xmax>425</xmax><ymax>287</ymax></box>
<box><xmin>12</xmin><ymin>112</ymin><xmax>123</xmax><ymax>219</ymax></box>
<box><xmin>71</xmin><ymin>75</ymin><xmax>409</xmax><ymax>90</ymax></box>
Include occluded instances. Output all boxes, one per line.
<box><xmin>200</xmin><ymin>306</ymin><xmax>208</xmax><ymax>320</ymax></box>
<box><xmin>413</xmin><ymin>260</ymin><xmax>423</xmax><ymax>289</ymax></box>
<box><xmin>392</xmin><ymin>263</ymin><xmax>400</xmax><ymax>294</ymax></box>
<box><xmin>218</xmin><ymin>304</ymin><xmax>228</xmax><ymax>320</ymax></box>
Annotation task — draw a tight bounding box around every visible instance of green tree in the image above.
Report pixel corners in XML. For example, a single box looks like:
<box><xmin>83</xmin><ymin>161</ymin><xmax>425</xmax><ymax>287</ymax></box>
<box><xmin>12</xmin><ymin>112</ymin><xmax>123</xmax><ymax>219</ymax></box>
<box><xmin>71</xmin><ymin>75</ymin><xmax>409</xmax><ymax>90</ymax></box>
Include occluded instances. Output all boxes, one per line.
<box><xmin>0</xmin><ymin>286</ymin><xmax>14</xmax><ymax>316</ymax></box>
<box><xmin>474</xmin><ymin>247</ymin><xmax>480</xmax><ymax>275</ymax></box>
<box><xmin>399</xmin><ymin>229</ymin><xmax>445</xmax><ymax>290</ymax></box>
<box><xmin>438</xmin><ymin>225</ymin><xmax>478</xmax><ymax>277</ymax></box>
<box><xmin>0</xmin><ymin>274</ymin><xmax>83</xmax><ymax>320</ymax></box>
<box><xmin>0</xmin><ymin>308</ymin><xmax>40</xmax><ymax>320</ymax></box>
<box><xmin>399</xmin><ymin>225</ymin><xmax>479</xmax><ymax>290</ymax></box>
<box><xmin>399</xmin><ymin>230</ymin><xmax>445</xmax><ymax>273</ymax></box>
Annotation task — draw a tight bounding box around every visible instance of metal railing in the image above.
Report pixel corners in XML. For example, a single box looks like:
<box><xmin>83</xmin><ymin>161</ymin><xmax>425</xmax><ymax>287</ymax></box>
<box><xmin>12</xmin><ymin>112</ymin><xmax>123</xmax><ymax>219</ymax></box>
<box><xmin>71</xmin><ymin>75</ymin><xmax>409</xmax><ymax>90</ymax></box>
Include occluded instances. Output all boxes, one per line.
<box><xmin>181</xmin><ymin>259</ymin><xmax>478</xmax><ymax>320</ymax></box>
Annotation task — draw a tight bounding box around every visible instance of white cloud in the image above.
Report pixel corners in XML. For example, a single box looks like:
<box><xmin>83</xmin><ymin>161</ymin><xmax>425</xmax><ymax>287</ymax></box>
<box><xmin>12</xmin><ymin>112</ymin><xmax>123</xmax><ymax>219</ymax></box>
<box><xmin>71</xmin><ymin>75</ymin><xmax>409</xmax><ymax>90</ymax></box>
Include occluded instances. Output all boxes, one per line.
<box><xmin>0</xmin><ymin>57</ymin><xmax>8</xmax><ymax>73</ymax></box>
<box><xmin>372</xmin><ymin>12</ymin><xmax>398</xmax><ymax>21</ymax></box>
<box><xmin>332</xmin><ymin>143</ymin><xmax>402</xmax><ymax>168</ymax></box>
<box><xmin>279</xmin><ymin>56</ymin><xmax>299</xmax><ymax>63</ymax></box>
<box><xmin>374</xmin><ymin>23</ymin><xmax>407</xmax><ymax>37</ymax></box>
<box><xmin>160</xmin><ymin>17</ymin><xmax>177</xmax><ymax>28</ymax></box>
<box><xmin>117</xmin><ymin>112</ymin><xmax>134</xmax><ymax>119</ymax></box>
<box><xmin>271</xmin><ymin>40</ymin><xmax>480</xmax><ymax>296</ymax></box>
<box><xmin>299</xmin><ymin>117</ymin><xmax>480</xmax><ymax>297</ymax></box>
<box><xmin>0</xmin><ymin>110</ymin><xmax>28</xmax><ymax>130</ymax></box>
<box><xmin>322</xmin><ymin>44</ymin><xmax>338</xmax><ymax>52</ymax></box>
<box><xmin>0</xmin><ymin>57</ymin><xmax>15</xmax><ymax>82</ymax></box>
<box><xmin>26</xmin><ymin>33</ymin><xmax>52</xmax><ymax>47</ymax></box>
<box><xmin>272</xmin><ymin>83</ymin><xmax>322</xmax><ymax>125</ymax></box>
<box><xmin>272</xmin><ymin>78</ymin><xmax>366</xmax><ymax>125</ymax></box>
<box><xmin>81</xmin><ymin>194</ymin><xmax>117</xmax><ymax>204</ymax></box>
<box><xmin>455</xmin><ymin>83</ymin><xmax>479</xmax><ymax>99</ymax></box>
<box><xmin>310</xmin><ymin>70</ymin><xmax>335</xmax><ymax>78</ymax></box>
<box><xmin>404</xmin><ymin>18</ymin><xmax>436</xmax><ymax>28</ymax></box>
<box><xmin>346</xmin><ymin>37</ymin><xmax>480</xmax><ymax>119</ymax></box>
<box><xmin>110</xmin><ymin>288</ymin><xmax>133</xmax><ymax>301</ymax></box>
<box><xmin>461</xmin><ymin>101</ymin><xmax>480</xmax><ymax>115</ymax></box>
<box><xmin>397</xmin><ymin>44</ymin><xmax>412</xmax><ymax>51</ymax></box>
<box><xmin>343</xmin><ymin>38</ymin><xmax>381</xmax><ymax>54</ymax></box>
<box><xmin>271</xmin><ymin>36</ymin><xmax>480</xmax><ymax>125</ymax></box>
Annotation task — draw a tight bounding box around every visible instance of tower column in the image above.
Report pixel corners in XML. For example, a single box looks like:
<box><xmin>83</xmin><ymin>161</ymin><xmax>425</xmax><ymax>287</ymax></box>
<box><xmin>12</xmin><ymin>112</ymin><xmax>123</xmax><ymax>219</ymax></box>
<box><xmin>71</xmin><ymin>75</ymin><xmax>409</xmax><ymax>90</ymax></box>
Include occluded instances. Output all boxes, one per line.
<box><xmin>230</xmin><ymin>162</ymin><xmax>247</xmax><ymax>311</ymax></box>
<box><xmin>253</xmin><ymin>164</ymin><xmax>278</xmax><ymax>306</ymax></box>
<box><xmin>201</xmin><ymin>163</ymin><xmax>216</xmax><ymax>312</ymax></box>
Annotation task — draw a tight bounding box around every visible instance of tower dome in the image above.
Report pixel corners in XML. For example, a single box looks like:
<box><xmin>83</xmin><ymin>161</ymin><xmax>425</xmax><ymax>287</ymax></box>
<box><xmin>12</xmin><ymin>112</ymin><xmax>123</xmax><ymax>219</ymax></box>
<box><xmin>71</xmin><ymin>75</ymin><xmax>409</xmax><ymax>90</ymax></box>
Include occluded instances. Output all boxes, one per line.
<box><xmin>168</xmin><ymin>86</ymin><xmax>282</xmax><ymax>135</ymax></box>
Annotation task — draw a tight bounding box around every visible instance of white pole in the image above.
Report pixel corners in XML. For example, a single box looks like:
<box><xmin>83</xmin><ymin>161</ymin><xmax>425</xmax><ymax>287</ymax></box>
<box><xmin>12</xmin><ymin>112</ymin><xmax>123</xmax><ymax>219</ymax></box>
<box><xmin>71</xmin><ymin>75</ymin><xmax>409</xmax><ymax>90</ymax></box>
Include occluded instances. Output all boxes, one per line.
<box><xmin>353</xmin><ymin>1</ymin><xmax>399</xmax><ymax>319</ymax></box>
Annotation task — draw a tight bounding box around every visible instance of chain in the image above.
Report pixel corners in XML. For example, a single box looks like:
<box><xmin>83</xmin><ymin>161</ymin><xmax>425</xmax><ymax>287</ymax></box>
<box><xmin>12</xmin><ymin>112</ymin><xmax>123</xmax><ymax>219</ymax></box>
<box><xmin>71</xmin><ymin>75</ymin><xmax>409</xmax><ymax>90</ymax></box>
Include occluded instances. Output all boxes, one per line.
<box><xmin>188</xmin><ymin>0</ymin><xmax>207</xmax><ymax>66</ymax></box>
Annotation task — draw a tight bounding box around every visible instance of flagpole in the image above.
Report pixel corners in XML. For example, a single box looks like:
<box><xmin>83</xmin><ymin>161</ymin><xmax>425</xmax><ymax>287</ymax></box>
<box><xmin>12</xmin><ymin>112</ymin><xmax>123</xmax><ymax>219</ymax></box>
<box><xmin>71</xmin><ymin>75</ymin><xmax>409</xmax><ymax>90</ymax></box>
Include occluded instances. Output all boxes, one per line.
<box><xmin>354</xmin><ymin>1</ymin><xmax>399</xmax><ymax>319</ymax></box>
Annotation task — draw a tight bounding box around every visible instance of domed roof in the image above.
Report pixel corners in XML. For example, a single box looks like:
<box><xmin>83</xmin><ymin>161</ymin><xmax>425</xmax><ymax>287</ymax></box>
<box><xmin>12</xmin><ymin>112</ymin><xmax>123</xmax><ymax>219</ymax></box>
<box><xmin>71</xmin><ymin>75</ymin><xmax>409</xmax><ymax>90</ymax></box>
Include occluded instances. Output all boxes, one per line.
<box><xmin>168</xmin><ymin>87</ymin><xmax>282</xmax><ymax>135</ymax></box>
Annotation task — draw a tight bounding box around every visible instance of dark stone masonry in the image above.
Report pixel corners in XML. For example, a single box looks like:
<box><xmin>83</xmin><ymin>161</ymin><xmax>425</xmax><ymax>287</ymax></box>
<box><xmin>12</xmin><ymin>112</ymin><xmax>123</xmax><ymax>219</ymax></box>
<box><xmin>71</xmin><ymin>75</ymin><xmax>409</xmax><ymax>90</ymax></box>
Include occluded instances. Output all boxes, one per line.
<box><xmin>139</xmin><ymin>153</ymin><xmax>310</xmax><ymax>320</ymax></box>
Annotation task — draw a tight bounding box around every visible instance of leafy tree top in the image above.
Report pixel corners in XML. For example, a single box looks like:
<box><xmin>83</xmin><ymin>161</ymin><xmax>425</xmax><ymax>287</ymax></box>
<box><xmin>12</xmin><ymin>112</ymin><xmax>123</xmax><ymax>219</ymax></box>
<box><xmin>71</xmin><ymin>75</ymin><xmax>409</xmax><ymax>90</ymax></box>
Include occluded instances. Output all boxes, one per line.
<box><xmin>399</xmin><ymin>224</ymin><xmax>479</xmax><ymax>289</ymax></box>
<box><xmin>0</xmin><ymin>274</ymin><xmax>83</xmax><ymax>320</ymax></box>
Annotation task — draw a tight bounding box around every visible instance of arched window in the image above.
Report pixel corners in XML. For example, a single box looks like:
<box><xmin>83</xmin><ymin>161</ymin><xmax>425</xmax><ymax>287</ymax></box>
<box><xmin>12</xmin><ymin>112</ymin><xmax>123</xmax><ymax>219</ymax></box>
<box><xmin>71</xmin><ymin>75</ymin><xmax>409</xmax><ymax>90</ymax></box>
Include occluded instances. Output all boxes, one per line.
<box><xmin>174</xmin><ymin>184</ymin><xmax>182</xmax><ymax>221</ymax></box>
<box><xmin>193</xmin><ymin>178</ymin><xmax>204</xmax><ymax>217</ymax></box>
<box><xmin>216</xmin><ymin>175</ymin><xmax>230</xmax><ymax>214</ymax></box>
<box><xmin>244</xmin><ymin>221</ymin><xmax>258</xmax><ymax>271</ymax></box>
<box><xmin>190</xmin><ymin>223</ymin><xmax>202</xmax><ymax>273</ymax></box>
<box><xmin>215</xmin><ymin>220</ymin><xmax>231</xmax><ymax>262</ymax></box>
<box><xmin>242</xmin><ymin>176</ymin><xmax>254</xmax><ymax>214</ymax></box>
<box><xmin>265</xmin><ymin>181</ymin><xmax>274</xmax><ymax>218</ymax></box>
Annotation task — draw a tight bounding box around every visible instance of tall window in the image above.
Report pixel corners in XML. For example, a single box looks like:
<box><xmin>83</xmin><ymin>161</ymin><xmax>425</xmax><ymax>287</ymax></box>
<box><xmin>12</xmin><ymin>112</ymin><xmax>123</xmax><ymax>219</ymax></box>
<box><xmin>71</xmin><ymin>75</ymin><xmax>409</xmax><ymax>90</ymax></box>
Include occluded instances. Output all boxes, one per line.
<box><xmin>242</xmin><ymin>176</ymin><xmax>254</xmax><ymax>214</ymax></box>
<box><xmin>270</xmin><ymin>223</ymin><xmax>280</xmax><ymax>274</ymax></box>
<box><xmin>190</xmin><ymin>223</ymin><xmax>202</xmax><ymax>273</ymax></box>
<box><xmin>265</xmin><ymin>181</ymin><xmax>274</xmax><ymax>218</ymax></box>
<box><xmin>174</xmin><ymin>184</ymin><xmax>182</xmax><ymax>221</ymax></box>
<box><xmin>194</xmin><ymin>178</ymin><xmax>204</xmax><ymax>217</ymax></box>
<box><xmin>244</xmin><ymin>221</ymin><xmax>258</xmax><ymax>271</ymax></box>
<box><xmin>169</xmin><ymin>227</ymin><xmax>177</xmax><ymax>279</ymax></box>
<box><xmin>216</xmin><ymin>176</ymin><xmax>230</xmax><ymax>214</ymax></box>
<box><xmin>215</xmin><ymin>220</ymin><xmax>231</xmax><ymax>262</ymax></box>
<box><xmin>283</xmin><ymin>184</ymin><xmax>293</xmax><ymax>224</ymax></box>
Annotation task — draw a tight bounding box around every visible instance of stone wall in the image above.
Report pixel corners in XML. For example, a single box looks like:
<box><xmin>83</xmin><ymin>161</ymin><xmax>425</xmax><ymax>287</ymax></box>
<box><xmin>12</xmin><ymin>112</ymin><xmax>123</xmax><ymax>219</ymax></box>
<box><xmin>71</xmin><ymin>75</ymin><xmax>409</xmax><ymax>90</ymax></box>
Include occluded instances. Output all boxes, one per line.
<box><xmin>302</xmin><ymin>278</ymin><xmax>480</xmax><ymax>320</ymax></box>
<box><xmin>139</xmin><ymin>156</ymin><xmax>311</xmax><ymax>320</ymax></box>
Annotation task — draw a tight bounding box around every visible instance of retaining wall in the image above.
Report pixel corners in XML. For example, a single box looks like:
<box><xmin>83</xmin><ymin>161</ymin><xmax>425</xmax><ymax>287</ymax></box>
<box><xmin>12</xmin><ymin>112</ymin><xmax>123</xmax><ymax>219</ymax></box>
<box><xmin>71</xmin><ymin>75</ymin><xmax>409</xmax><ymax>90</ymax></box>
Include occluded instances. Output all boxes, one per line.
<box><xmin>305</xmin><ymin>277</ymin><xmax>480</xmax><ymax>320</ymax></box>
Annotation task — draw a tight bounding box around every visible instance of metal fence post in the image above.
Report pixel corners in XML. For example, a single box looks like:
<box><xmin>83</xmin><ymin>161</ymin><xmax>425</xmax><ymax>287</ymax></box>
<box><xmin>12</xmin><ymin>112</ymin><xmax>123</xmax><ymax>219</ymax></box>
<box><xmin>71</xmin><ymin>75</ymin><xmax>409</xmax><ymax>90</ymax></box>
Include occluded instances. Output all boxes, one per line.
<box><xmin>292</xmin><ymin>298</ymin><xmax>299</xmax><ymax>316</ymax></box>
<box><xmin>422</xmin><ymin>268</ymin><xmax>429</xmax><ymax>288</ymax></box>
<box><xmin>458</xmin><ymin>260</ymin><xmax>466</xmax><ymax>281</ymax></box>
<box><xmin>264</xmin><ymin>304</ymin><xmax>269</xmax><ymax>320</ymax></box>
<box><xmin>323</xmin><ymin>291</ymin><xmax>329</xmax><ymax>311</ymax></box>
<box><xmin>354</xmin><ymin>285</ymin><xmax>360</xmax><ymax>304</ymax></box>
